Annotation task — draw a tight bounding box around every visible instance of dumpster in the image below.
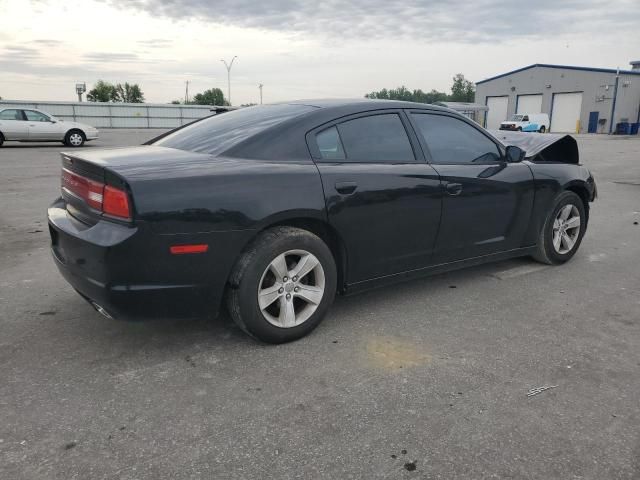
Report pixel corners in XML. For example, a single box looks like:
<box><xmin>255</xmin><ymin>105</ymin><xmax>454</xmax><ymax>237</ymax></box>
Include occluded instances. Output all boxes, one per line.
<box><xmin>615</xmin><ymin>122</ymin><xmax>631</xmax><ymax>134</ymax></box>
<box><xmin>631</xmin><ymin>123</ymin><xmax>640</xmax><ymax>135</ymax></box>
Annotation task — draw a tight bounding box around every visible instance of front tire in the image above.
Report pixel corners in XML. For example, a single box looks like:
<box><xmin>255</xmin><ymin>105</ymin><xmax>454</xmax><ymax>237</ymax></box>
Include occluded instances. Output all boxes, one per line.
<box><xmin>533</xmin><ymin>191</ymin><xmax>586</xmax><ymax>265</ymax></box>
<box><xmin>516</xmin><ymin>127</ymin><xmax>522</xmax><ymax>132</ymax></box>
<box><xmin>64</xmin><ymin>129</ymin><xmax>85</xmax><ymax>147</ymax></box>
<box><xmin>227</xmin><ymin>226</ymin><xmax>337</xmax><ymax>343</ymax></box>
<box><xmin>0</xmin><ymin>132</ymin><xmax>4</xmax><ymax>147</ymax></box>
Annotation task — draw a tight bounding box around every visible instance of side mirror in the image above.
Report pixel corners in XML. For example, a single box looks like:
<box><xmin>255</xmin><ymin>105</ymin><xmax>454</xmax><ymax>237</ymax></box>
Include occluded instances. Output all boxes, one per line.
<box><xmin>505</xmin><ymin>145</ymin><xmax>525</xmax><ymax>163</ymax></box>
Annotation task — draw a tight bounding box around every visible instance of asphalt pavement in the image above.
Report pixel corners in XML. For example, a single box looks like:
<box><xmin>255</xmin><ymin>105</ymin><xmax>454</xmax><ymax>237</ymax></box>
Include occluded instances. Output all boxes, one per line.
<box><xmin>1</xmin><ymin>130</ymin><xmax>639</xmax><ymax>479</ymax></box>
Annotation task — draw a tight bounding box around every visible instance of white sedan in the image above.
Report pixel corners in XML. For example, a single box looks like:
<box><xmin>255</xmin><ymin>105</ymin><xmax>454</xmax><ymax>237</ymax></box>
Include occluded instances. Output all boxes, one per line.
<box><xmin>0</xmin><ymin>107</ymin><xmax>99</xmax><ymax>147</ymax></box>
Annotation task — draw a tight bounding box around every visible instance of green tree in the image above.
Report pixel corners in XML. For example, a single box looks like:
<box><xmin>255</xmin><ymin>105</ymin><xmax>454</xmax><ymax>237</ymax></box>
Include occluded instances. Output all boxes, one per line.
<box><xmin>87</xmin><ymin>80</ymin><xmax>118</xmax><ymax>102</ymax></box>
<box><xmin>449</xmin><ymin>73</ymin><xmax>475</xmax><ymax>102</ymax></box>
<box><xmin>365</xmin><ymin>86</ymin><xmax>448</xmax><ymax>104</ymax></box>
<box><xmin>87</xmin><ymin>80</ymin><xmax>144</xmax><ymax>103</ymax></box>
<box><xmin>115</xmin><ymin>82</ymin><xmax>145</xmax><ymax>103</ymax></box>
<box><xmin>192</xmin><ymin>88</ymin><xmax>228</xmax><ymax>106</ymax></box>
<box><xmin>421</xmin><ymin>89</ymin><xmax>449</xmax><ymax>104</ymax></box>
<box><xmin>170</xmin><ymin>100</ymin><xmax>182</xmax><ymax>104</ymax></box>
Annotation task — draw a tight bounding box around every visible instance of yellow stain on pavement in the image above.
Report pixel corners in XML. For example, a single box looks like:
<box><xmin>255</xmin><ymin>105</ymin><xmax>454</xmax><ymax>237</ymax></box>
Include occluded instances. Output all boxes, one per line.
<box><xmin>365</xmin><ymin>336</ymin><xmax>432</xmax><ymax>371</ymax></box>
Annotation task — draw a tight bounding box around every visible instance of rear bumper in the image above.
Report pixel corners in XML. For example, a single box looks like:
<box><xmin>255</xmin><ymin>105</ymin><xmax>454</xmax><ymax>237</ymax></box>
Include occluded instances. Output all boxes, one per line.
<box><xmin>48</xmin><ymin>198</ymin><xmax>216</xmax><ymax>320</ymax></box>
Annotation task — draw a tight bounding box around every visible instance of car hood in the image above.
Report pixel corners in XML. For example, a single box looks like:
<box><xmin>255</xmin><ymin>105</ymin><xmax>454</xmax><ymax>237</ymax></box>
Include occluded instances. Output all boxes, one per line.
<box><xmin>489</xmin><ymin>129</ymin><xmax>579</xmax><ymax>164</ymax></box>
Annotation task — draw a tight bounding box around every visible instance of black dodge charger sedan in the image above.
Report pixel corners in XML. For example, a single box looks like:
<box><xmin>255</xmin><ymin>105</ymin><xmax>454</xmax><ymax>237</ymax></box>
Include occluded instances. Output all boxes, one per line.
<box><xmin>48</xmin><ymin>99</ymin><xmax>596</xmax><ymax>343</ymax></box>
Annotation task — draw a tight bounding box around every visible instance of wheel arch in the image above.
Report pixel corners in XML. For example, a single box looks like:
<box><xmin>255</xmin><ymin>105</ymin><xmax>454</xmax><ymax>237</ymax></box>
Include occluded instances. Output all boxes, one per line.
<box><xmin>565</xmin><ymin>182</ymin><xmax>590</xmax><ymax>223</ymax></box>
<box><xmin>229</xmin><ymin>216</ymin><xmax>348</xmax><ymax>294</ymax></box>
<box><xmin>66</xmin><ymin>127</ymin><xmax>86</xmax><ymax>138</ymax></box>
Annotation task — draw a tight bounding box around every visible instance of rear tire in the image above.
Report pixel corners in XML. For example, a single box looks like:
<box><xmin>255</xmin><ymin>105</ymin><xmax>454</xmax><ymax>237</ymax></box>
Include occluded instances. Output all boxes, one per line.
<box><xmin>532</xmin><ymin>191</ymin><xmax>586</xmax><ymax>265</ymax></box>
<box><xmin>539</xmin><ymin>126</ymin><xmax>546</xmax><ymax>133</ymax></box>
<box><xmin>0</xmin><ymin>132</ymin><xmax>4</xmax><ymax>147</ymax></box>
<box><xmin>64</xmin><ymin>129</ymin><xmax>85</xmax><ymax>147</ymax></box>
<box><xmin>226</xmin><ymin>226</ymin><xmax>337</xmax><ymax>343</ymax></box>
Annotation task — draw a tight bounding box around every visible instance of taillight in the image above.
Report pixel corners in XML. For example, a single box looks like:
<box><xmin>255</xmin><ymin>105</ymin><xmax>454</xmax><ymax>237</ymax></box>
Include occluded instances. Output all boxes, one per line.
<box><xmin>61</xmin><ymin>168</ymin><xmax>131</xmax><ymax>220</ymax></box>
<box><xmin>103</xmin><ymin>185</ymin><xmax>131</xmax><ymax>219</ymax></box>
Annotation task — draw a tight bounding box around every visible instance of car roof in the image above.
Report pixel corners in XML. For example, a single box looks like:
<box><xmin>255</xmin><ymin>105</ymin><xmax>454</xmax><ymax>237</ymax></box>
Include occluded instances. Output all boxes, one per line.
<box><xmin>218</xmin><ymin>99</ymin><xmax>464</xmax><ymax>161</ymax></box>
<box><xmin>279</xmin><ymin>98</ymin><xmax>451</xmax><ymax>112</ymax></box>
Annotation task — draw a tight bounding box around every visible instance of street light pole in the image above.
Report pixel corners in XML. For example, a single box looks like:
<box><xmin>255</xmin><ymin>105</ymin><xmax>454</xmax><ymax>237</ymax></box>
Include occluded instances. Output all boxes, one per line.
<box><xmin>258</xmin><ymin>83</ymin><xmax>263</xmax><ymax>104</ymax></box>
<box><xmin>220</xmin><ymin>56</ymin><xmax>237</xmax><ymax>106</ymax></box>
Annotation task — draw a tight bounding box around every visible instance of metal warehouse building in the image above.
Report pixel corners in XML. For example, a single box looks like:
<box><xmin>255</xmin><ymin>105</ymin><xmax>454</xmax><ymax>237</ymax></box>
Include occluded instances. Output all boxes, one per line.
<box><xmin>475</xmin><ymin>62</ymin><xmax>640</xmax><ymax>133</ymax></box>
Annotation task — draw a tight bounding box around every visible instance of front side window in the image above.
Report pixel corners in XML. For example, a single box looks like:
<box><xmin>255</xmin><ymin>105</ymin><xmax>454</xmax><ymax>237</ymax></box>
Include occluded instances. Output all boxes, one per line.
<box><xmin>511</xmin><ymin>115</ymin><xmax>523</xmax><ymax>121</ymax></box>
<box><xmin>335</xmin><ymin>114</ymin><xmax>414</xmax><ymax>163</ymax></box>
<box><xmin>411</xmin><ymin>113</ymin><xmax>501</xmax><ymax>165</ymax></box>
<box><xmin>522</xmin><ymin>115</ymin><xmax>529</xmax><ymax>122</ymax></box>
<box><xmin>0</xmin><ymin>109</ymin><xmax>22</xmax><ymax>120</ymax></box>
<box><xmin>24</xmin><ymin>110</ymin><xmax>50</xmax><ymax>122</ymax></box>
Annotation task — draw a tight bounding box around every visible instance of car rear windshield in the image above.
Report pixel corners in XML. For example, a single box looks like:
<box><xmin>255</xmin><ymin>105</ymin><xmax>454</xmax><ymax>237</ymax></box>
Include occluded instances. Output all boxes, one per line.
<box><xmin>152</xmin><ymin>104</ymin><xmax>316</xmax><ymax>155</ymax></box>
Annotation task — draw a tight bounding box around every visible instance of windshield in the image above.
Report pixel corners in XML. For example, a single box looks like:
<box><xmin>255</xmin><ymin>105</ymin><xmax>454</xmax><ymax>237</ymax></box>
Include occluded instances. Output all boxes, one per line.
<box><xmin>511</xmin><ymin>115</ymin><xmax>524</xmax><ymax>121</ymax></box>
<box><xmin>152</xmin><ymin>104</ymin><xmax>316</xmax><ymax>155</ymax></box>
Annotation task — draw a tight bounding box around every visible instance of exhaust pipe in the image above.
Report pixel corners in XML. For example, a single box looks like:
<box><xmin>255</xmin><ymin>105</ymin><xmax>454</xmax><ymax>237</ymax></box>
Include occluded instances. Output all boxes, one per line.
<box><xmin>91</xmin><ymin>302</ymin><xmax>113</xmax><ymax>319</ymax></box>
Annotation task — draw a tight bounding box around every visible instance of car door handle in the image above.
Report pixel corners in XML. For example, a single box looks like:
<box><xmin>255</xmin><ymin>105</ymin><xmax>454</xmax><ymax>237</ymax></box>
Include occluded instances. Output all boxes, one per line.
<box><xmin>335</xmin><ymin>182</ymin><xmax>357</xmax><ymax>195</ymax></box>
<box><xmin>445</xmin><ymin>182</ymin><xmax>463</xmax><ymax>196</ymax></box>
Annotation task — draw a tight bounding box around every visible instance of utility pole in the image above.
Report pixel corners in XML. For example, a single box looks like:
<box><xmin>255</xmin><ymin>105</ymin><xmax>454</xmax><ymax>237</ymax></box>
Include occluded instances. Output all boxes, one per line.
<box><xmin>258</xmin><ymin>83</ymin><xmax>263</xmax><ymax>104</ymax></box>
<box><xmin>608</xmin><ymin>67</ymin><xmax>620</xmax><ymax>135</ymax></box>
<box><xmin>184</xmin><ymin>80</ymin><xmax>190</xmax><ymax>104</ymax></box>
<box><xmin>220</xmin><ymin>56</ymin><xmax>238</xmax><ymax>106</ymax></box>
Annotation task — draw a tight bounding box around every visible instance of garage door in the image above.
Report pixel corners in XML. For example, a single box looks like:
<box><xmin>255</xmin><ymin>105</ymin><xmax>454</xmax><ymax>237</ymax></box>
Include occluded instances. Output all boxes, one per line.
<box><xmin>485</xmin><ymin>96</ymin><xmax>508</xmax><ymax>129</ymax></box>
<box><xmin>517</xmin><ymin>94</ymin><xmax>542</xmax><ymax>114</ymax></box>
<box><xmin>550</xmin><ymin>92</ymin><xmax>583</xmax><ymax>133</ymax></box>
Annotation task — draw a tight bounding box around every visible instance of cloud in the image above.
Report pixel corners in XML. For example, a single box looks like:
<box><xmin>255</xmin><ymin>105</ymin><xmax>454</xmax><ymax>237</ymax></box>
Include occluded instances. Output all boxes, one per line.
<box><xmin>83</xmin><ymin>52</ymin><xmax>146</xmax><ymax>63</ymax></box>
<box><xmin>109</xmin><ymin>0</ymin><xmax>640</xmax><ymax>42</ymax></box>
<box><xmin>137</xmin><ymin>38</ymin><xmax>173</xmax><ymax>48</ymax></box>
<box><xmin>1</xmin><ymin>45</ymin><xmax>41</xmax><ymax>59</ymax></box>
<box><xmin>31</xmin><ymin>39</ymin><xmax>64</xmax><ymax>46</ymax></box>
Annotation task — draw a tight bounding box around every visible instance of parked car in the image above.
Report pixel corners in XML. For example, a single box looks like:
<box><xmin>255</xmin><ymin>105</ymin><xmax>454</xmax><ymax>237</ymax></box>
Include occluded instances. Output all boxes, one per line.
<box><xmin>500</xmin><ymin>113</ymin><xmax>549</xmax><ymax>132</ymax></box>
<box><xmin>0</xmin><ymin>107</ymin><xmax>98</xmax><ymax>147</ymax></box>
<box><xmin>48</xmin><ymin>100</ymin><xmax>596</xmax><ymax>343</ymax></box>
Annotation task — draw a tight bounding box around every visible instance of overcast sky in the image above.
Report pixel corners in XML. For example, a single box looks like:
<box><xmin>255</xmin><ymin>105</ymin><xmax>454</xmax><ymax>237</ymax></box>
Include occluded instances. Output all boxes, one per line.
<box><xmin>1</xmin><ymin>0</ymin><xmax>638</xmax><ymax>104</ymax></box>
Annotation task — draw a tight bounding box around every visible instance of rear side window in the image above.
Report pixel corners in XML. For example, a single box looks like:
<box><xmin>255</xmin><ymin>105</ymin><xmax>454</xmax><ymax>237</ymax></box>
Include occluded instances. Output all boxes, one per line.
<box><xmin>316</xmin><ymin>126</ymin><xmax>345</xmax><ymax>160</ymax></box>
<box><xmin>411</xmin><ymin>113</ymin><xmax>501</xmax><ymax>165</ymax></box>
<box><xmin>0</xmin><ymin>109</ymin><xmax>22</xmax><ymax>120</ymax></box>
<box><xmin>335</xmin><ymin>114</ymin><xmax>415</xmax><ymax>163</ymax></box>
<box><xmin>152</xmin><ymin>104</ymin><xmax>316</xmax><ymax>156</ymax></box>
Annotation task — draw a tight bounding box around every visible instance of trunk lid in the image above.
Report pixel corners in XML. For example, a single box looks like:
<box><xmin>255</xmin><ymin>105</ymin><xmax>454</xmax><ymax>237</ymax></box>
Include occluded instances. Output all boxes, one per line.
<box><xmin>60</xmin><ymin>146</ymin><xmax>216</xmax><ymax>225</ymax></box>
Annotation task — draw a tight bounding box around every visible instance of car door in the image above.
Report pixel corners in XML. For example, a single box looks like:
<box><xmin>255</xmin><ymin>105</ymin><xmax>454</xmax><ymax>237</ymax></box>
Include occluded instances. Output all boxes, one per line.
<box><xmin>307</xmin><ymin>110</ymin><xmax>442</xmax><ymax>283</ymax></box>
<box><xmin>23</xmin><ymin>110</ymin><xmax>61</xmax><ymax>140</ymax></box>
<box><xmin>0</xmin><ymin>109</ymin><xmax>29</xmax><ymax>140</ymax></box>
<box><xmin>407</xmin><ymin>111</ymin><xmax>535</xmax><ymax>264</ymax></box>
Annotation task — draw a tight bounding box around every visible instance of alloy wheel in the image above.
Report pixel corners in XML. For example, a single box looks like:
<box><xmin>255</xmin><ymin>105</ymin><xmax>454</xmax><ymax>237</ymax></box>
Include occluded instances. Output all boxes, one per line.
<box><xmin>552</xmin><ymin>204</ymin><xmax>581</xmax><ymax>254</ymax></box>
<box><xmin>257</xmin><ymin>249</ymin><xmax>325</xmax><ymax>328</ymax></box>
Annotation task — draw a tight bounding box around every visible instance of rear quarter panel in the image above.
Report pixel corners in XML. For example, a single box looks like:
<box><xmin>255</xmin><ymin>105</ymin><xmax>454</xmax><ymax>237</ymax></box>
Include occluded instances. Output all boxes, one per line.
<box><xmin>123</xmin><ymin>157</ymin><xmax>327</xmax><ymax>234</ymax></box>
<box><xmin>121</xmin><ymin>157</ymin><xmax>327</xmax><ymax>313</ymax></box>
